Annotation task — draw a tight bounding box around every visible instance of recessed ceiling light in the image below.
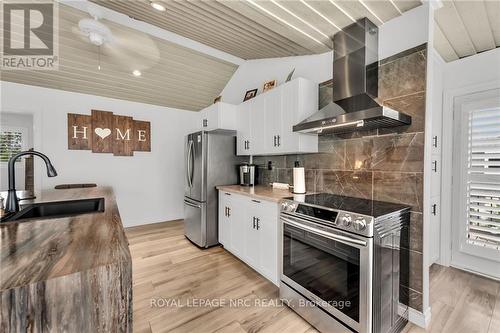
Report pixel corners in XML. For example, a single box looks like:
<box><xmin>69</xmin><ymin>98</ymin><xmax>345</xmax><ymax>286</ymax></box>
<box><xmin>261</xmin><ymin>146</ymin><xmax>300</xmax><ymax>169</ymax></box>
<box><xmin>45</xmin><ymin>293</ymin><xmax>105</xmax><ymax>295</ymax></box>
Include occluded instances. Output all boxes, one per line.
<box><xmin>132</xmin><ymin>70</ymin><xmax>142</xmax><ymax>77</ymax></box>
<box><xmin>150</xmin><ymin>1</ymin><xmax>166</xmax><ymax>12</ymax></box>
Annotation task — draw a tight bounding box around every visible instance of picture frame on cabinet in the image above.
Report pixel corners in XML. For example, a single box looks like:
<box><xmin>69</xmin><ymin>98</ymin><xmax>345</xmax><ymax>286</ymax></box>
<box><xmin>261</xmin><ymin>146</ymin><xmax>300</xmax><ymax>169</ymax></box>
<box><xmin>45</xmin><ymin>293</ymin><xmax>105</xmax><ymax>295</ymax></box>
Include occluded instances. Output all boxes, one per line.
<box><xmin>285</xmin><ymin>68</ymin><xmax>295</xmax><ymax>82</ymax></box>
<box><xmin>213</xmin><ymin>95</ymin><xmax>222</xmax><ymax>104</ymax></box>
<box><xmin>262</xmin><ymin>79</ymin><xmax>277</xmax><ymax>92</ymax></box>
<box><xmin>243</xmin><ymin>88</ymin><xmax>258</xmax><ymax>101</ymax></box>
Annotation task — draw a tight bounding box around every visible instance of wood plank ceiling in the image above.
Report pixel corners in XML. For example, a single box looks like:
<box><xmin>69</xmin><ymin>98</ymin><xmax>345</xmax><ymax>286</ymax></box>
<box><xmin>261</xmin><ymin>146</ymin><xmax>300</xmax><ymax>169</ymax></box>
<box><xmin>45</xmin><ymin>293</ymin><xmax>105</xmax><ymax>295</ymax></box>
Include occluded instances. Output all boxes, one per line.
<box><xmin>434</xmin><ymin>0</ymin><xmax>500</xmax><ymax>62</ymax></box>
<box><xmin>1</xmin><ymin>3</ymin><xmax>238</xmax><ymax>111</ymax></box>
<box><xmin>91</xmin><ymin>0</ymin><xmax>422</xmax><ymax>60</ymax></box>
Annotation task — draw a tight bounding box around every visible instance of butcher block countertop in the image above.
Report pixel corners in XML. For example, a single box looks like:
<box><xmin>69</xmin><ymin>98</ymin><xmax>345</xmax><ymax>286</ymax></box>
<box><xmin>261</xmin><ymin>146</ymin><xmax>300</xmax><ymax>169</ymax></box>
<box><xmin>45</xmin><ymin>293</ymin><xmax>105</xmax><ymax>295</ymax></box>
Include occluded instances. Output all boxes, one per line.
<box><xmin>216</xmin><ymin>185</ymin><xmax>293</xmax><ymax>203</ymax></box>
<box><xmin>0</xmin><ymin>186</ymin><xmax>132</xmax><ymax>332</ymax></box>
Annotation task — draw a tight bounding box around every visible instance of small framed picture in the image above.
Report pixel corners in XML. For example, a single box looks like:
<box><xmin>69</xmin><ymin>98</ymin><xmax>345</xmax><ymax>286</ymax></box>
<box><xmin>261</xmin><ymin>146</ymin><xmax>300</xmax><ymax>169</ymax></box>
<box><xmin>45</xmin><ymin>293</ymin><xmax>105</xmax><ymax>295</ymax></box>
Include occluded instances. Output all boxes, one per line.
<box><xmin>263</xmin><ymin>79</ymin><xmax>277</xmax><ymax>92</ymax></box>
<box><xmin>285</xmin><ymin>68</ymin><xmax>295</xmax><ymax>82</ymax></box>
<box><xmin>213</xmin><ymin>95</ymin><xmax>222</xmax><ymax>104</ymax></box>
<box><xmin>243</xmin><ymin>88</ymin><xmax>258</xmax><ymax>101</ymax></box>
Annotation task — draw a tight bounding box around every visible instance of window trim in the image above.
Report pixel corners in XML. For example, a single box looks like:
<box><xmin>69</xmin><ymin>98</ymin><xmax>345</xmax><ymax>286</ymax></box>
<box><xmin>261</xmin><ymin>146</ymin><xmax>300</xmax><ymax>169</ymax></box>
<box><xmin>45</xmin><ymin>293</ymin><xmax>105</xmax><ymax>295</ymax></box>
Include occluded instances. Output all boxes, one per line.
<box><xmin>0</xmin><ymin>125</ymin><xmax>29</xmax><ymax>164</ymax></box>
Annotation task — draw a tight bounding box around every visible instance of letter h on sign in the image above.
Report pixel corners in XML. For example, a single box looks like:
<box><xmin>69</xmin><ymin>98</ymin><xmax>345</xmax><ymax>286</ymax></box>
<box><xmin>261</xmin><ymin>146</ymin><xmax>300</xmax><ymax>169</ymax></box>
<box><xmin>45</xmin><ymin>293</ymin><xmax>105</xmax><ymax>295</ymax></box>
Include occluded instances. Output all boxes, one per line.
<box><xmin>67</xmin><ymin>110</ymin><xmax>151</xmax><ymax>156</ymax></box>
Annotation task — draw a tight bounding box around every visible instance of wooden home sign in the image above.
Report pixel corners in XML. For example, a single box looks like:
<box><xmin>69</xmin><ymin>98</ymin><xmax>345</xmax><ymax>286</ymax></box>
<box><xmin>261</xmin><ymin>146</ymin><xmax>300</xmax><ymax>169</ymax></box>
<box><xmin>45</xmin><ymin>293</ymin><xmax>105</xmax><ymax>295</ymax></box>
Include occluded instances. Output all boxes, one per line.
<box><xmin>68</xmin><ymin>110</ymin><xmax>151</xmax><ymax>156</ymax></box>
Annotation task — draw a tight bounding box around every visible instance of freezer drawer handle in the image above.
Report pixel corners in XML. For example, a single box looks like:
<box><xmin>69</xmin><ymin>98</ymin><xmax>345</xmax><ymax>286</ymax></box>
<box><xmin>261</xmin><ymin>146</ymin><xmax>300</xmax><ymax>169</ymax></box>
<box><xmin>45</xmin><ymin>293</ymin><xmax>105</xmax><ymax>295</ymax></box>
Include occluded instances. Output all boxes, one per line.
<box><xmin>184</xmin><ymin>200</ymin><xmax>201</xmax><ymax>208</ymax></box>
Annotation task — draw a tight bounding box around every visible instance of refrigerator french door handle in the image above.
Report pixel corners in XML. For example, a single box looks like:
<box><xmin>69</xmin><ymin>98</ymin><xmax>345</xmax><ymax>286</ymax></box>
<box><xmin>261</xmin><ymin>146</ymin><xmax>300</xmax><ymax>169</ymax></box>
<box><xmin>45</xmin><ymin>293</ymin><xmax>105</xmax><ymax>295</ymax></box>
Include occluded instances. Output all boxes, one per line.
<box><xmin>189</xmin><ymin>140</ymin><xmax>195</xmax><ymax>187</ymax></box>
<box><xmin>186</xmin><ymin>140</ymin><xmax>193</xmax><ymax>188</ymax></box>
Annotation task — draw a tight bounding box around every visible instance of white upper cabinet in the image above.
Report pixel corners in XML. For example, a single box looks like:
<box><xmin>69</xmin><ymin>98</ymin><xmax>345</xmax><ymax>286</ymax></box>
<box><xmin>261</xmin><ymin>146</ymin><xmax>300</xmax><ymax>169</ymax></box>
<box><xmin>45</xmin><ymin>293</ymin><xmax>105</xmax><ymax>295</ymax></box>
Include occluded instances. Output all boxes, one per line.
<box><xmin>237</xmin><ymin>77</ymin><xmax>318</xmax><ymax>156</ymax></box>
<box><xmin>199</xmin><ymin>102</ymin><xmax>238</xmax><ymax>131</ymax></box>
<box><xmin>279</xmin><ymin>78</ymin><xmax>318</xmax><ymax>154</ymax></box>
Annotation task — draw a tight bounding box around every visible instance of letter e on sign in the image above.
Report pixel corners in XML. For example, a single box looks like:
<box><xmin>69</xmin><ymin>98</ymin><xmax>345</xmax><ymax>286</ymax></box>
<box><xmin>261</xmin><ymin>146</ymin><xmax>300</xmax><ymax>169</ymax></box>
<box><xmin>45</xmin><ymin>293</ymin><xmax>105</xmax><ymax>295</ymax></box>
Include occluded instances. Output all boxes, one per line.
<box><xmin>134</xmin><ymin>120</ymin><xmax>151</xmax><ymax>152</ymax></box>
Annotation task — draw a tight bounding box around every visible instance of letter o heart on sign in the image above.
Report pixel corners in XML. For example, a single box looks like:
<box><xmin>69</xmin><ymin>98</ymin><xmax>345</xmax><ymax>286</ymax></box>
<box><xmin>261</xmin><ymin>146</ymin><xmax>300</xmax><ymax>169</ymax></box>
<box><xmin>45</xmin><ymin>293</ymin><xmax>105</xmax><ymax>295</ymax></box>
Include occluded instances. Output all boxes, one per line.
<box><xmin>95</xmin><ymin>127</ymin><xmax>111</xmax><ymax>139</ymax></box>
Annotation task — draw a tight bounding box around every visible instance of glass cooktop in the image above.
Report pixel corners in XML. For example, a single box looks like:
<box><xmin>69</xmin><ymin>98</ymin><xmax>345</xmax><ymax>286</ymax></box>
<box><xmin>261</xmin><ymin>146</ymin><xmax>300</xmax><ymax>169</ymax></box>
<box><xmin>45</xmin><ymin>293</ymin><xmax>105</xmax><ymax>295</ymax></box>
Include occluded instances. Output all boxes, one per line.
<box><xmin>285</xmin><ymin>193</ymin><xmax>410</xmax><ymax>218</ymax></box>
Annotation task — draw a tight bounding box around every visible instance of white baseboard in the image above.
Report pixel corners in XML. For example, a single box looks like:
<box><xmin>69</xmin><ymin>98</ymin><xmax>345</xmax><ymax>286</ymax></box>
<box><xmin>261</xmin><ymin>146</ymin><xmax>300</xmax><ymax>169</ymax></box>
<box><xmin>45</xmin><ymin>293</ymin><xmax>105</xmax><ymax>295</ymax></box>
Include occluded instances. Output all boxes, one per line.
<box><xmin>409</xmin><ymin>306</ymin><xmax>431</xmax><ymax>328</ymax></box>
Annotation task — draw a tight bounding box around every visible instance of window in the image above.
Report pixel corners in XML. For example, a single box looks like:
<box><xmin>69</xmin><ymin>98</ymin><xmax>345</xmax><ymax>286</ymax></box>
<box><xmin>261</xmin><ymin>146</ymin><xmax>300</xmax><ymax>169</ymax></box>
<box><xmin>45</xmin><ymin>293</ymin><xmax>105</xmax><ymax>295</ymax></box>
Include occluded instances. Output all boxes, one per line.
<box><xmin>466</xmin><ymin>107</ymin><xmax>500</xmax><ymax>251</ymax></box>
<box><xmin>0</xmin><ymin>127</ymin><xmax>26</xmax><ymax>163</ymax></box>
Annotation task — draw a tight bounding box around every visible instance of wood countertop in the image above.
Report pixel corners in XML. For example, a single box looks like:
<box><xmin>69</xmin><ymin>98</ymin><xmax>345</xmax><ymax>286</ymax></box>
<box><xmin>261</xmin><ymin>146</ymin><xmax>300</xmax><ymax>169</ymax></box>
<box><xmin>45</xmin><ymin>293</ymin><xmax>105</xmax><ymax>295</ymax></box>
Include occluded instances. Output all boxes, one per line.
<box><xmin>216</xmin><ymin>185</ymin><xmax>294</xmax><ymax>202</ymax></box>
<box><xmin>0</xmin><ymin>186</ymin><xmax>131</xmax><ymax>292</ymax></box>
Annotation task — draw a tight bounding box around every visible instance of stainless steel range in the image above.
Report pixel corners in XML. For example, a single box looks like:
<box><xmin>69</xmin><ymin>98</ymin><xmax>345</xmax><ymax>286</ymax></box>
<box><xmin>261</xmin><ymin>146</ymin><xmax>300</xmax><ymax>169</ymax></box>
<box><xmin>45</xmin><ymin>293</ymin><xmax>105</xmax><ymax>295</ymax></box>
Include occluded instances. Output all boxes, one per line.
<box><xmin>279</xmin><ymin>193</ymin><xmax>410</xmax><ymax>333</ymax></box>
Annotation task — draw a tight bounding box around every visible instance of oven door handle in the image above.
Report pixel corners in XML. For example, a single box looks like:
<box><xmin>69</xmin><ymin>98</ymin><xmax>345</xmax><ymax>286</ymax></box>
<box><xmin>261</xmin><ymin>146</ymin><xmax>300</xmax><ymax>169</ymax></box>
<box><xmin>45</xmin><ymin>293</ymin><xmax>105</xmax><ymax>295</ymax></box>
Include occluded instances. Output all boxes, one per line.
<box><xmin>281</xmin><ymin>217</ymin><xmax>367</xmax><ymax>247</ymax></box>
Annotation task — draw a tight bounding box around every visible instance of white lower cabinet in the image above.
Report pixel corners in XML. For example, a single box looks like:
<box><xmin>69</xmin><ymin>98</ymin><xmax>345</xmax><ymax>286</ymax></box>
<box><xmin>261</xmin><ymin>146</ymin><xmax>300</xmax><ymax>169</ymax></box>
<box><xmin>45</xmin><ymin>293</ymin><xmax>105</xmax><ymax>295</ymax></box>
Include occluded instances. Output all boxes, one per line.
<box><xmin>218</xmin><ymin>191</ymin><xmax>280</xmax><ymax>285</ymax></box>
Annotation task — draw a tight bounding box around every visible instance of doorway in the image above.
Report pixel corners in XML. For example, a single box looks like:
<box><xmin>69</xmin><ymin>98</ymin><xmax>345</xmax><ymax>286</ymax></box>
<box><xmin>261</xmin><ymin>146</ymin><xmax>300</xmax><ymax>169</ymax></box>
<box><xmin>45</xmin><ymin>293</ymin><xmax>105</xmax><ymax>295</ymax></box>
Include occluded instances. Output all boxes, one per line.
<box><xmin>451</xmin><ymin>88</ymin><xmax>500</xmax><ymax>279</ymax></box>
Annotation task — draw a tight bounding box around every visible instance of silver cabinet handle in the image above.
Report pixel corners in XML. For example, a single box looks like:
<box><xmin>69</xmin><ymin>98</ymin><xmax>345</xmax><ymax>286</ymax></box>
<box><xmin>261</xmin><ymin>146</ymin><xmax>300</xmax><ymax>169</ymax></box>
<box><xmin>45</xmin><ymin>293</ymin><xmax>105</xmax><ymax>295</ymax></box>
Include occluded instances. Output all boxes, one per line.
<box><xmin>203</xmin><ymin>119</ymin><xmax>208</xmax><ymax>127</ymax></box>
<box><xmin>256</xmin><ymin>218</ymin><xmax>260</xmax><ymax>230</ymax></box>
<box><xmin>227</xmin><ymin>207</ymin><xmax>231</xmax><ymax>217</ymax></box>
<box><xmin>224</xmin><ymin>192</ymin><xmax>231</xmax><ymax>196</ymax></box>
<box><xmin>252</xmin><ymin>217</ymin><xmax>256</xmax><ymax>229</ymax></box>
<box><xmin>277</xmin><ymin>135</ymin><xmax>281</xmax><ymax>147</ymax></box>
<box><xmin>432</xmin><ymin>204</ymin><xmax>437</xmax><ymax>216</ymax></box>
<box><xmin>252</xmin><ymin>199</ymin><xmax>261</xmax><ymax>203</ymax></box>
<box><xmin>433</xmin><ymin>136</ymin><xmax>438</xmax><ymax>148</ymax></box>
<box><xmin>432</xmin><ymin>160</ymin><xmax>438</xmax><ymax>172</ymax></box>
<box><xmin>273</xmin><ymin>135</ymin><xmax>277</xmax><ymax>147</ymax></box>
<box><xmin>281</xmin><ymin>216</ymin><xmax>367</xmax><ymax>247</ymax></box>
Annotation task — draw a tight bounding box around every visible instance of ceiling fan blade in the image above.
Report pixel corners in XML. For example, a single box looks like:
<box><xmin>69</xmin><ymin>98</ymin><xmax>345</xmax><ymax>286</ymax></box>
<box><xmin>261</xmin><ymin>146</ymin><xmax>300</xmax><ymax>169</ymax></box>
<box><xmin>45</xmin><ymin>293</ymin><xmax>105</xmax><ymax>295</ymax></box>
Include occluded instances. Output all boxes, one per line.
<box><xmin>101</xmin><ymin>21</ymin><xmax>160</xmax><ymax>71</ymax></box>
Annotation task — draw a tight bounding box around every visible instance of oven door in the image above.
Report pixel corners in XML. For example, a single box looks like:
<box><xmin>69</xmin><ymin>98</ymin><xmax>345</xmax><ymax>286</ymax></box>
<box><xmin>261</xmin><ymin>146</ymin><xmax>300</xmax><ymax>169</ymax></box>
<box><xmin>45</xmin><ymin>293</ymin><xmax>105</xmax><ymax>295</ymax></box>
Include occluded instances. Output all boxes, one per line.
<box><xmin>281</xmin><ymin>214</ymin><xmax>373</xmax><ymax>333</ymax></box>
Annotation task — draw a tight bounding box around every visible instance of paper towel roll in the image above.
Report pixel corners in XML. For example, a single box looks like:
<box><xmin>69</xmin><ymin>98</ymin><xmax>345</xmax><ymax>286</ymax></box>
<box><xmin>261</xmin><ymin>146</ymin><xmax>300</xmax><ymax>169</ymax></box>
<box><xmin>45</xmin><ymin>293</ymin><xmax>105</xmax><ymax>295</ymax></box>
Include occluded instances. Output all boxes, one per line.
<box><xmin>293</xmin><ymin>167</ymin><xmax>306</xmax><ymax>194</ymax></box>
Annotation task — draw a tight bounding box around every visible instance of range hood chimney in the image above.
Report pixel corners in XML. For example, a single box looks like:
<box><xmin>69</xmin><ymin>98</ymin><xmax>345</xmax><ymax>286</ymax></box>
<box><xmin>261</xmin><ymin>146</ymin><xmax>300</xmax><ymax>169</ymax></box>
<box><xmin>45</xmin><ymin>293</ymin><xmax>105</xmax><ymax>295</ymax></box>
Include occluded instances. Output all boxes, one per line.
<box><xmin>293</xmin><ymin>18</ymin><xmax>411</xmax><ymax>134</ymax></box>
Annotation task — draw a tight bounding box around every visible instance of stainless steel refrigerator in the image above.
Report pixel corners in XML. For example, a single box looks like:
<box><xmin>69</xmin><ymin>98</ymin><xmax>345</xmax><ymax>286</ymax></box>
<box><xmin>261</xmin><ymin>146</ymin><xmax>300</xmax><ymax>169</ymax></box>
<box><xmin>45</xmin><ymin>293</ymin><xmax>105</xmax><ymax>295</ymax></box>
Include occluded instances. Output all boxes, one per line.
<box><xmin>184</xmin><ymin>130</ymin><xmax>239</xmax><ymax>248</ymax></box>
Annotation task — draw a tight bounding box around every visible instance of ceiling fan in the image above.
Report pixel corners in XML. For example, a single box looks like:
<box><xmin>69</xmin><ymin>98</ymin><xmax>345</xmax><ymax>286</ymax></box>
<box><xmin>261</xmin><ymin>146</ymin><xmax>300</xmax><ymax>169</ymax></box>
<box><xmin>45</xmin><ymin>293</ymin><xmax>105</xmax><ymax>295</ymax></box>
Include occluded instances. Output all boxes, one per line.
<box><xmin>73</xmin><ymin>4</ymin><xmax>160</xmax><ymax>74</ymax></box>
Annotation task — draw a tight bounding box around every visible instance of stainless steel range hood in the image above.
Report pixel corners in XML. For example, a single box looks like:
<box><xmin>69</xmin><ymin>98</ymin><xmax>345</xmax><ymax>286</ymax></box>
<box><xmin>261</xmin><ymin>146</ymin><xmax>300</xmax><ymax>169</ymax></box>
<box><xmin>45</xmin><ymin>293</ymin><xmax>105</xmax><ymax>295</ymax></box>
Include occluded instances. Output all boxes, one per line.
<box><xmin>293</xmin><ymin>18</ymin><xmax>411</xmax><ymax>135</ymax></box>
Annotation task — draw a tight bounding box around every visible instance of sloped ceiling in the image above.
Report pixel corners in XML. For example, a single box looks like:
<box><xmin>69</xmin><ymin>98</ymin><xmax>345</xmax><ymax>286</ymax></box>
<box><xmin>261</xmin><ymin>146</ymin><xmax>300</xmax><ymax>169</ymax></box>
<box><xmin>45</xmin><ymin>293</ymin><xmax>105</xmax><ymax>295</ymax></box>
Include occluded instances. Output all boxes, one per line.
<box><xmin>434</xmin><ymin>0</ymin><xmax>500</xmax><ymax>62</ymax></box>
<box><xmin>1</xmin><ymin>3</ymin><xmax>238</xmax><ymax>111</ymax></box>
<box><xmin>91</xmin><ymin>0</ymin><xmax>422</xmax><ymax>59</ymax></box>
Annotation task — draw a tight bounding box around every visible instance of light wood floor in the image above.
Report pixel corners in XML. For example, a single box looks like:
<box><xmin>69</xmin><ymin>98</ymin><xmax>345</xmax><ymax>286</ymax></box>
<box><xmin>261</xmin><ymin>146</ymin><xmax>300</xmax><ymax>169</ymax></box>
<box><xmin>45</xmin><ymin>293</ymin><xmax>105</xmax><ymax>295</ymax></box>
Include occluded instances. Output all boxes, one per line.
<box><xmin>126</xmin><ymin>220</ymin><xmax>500</xmax><ymax>333</ymax></box>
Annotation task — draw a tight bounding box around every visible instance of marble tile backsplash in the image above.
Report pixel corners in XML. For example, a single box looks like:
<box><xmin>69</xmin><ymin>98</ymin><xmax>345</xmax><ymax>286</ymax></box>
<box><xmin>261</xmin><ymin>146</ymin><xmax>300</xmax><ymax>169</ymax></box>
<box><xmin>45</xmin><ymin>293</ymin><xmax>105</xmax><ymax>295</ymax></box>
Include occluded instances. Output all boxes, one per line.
<box><xmin>253</xmin><ymin>44</ymin><xmax>427</xmax><ymax>311</ymax></box>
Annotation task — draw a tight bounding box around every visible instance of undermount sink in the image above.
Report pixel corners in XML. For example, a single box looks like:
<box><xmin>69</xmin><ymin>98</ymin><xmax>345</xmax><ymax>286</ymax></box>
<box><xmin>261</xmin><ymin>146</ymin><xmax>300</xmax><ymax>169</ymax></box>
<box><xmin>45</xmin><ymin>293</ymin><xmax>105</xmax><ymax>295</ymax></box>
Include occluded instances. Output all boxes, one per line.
<box><xmin>0</xmin><ymin>197</ymin><xmax>105</xmax><ymax>223</ymax></box>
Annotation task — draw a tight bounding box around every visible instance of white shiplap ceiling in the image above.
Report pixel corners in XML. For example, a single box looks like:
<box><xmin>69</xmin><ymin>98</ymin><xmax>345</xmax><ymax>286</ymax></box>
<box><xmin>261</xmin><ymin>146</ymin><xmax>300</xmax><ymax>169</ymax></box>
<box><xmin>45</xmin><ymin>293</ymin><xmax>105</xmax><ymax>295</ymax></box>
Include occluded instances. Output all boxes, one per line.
<box><xmin>1</xmin><ymin>3</ymin><xmax>238</xmax><ymax>111</ymax></box>
<box><xmin>434</xmin><ymin>0</ymin><xmax>500</xmax><ymax>62</ymax></box>
<box><xmin>92</xmin><ymin>0</ymin><xmax>423</xmax><ymax>59</ymax></box>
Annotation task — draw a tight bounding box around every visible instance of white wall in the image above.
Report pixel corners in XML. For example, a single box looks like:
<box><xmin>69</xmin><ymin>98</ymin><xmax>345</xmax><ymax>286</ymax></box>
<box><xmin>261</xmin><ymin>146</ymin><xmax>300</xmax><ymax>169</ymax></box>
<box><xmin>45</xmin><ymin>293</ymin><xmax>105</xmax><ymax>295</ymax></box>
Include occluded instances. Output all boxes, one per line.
<box><xmin>0</xmin><ymin>82</ymin><xmax>198</xmax><ymax>227</ymax></box>
<box><xmin>220</xmin><ymin>52</ymin><xmax>333</xmax><ymax>105</ymax></box>
<box><xmin>440</xmin><ymin>47</ymin><xmax>500</xmax><ymax>267</ymax></box>
<box><xmin>444</xmin><ymin>48</ymin><xmax>500</xmax><ymax>89</ymax></box>
<box><xmin>221</xmin><ymin>4</ymin><xmax>431</xmax><ymax>105</ymax></box>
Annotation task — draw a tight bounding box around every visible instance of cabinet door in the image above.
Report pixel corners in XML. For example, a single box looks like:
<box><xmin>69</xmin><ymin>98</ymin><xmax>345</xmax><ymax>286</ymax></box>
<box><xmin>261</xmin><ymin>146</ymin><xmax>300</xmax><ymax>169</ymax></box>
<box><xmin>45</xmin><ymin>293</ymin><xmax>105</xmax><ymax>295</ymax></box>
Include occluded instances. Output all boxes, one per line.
<box><xmin>264</xmin><ymin>88</ymin><xmax>282</xmax><ymax>153</ymax></box>
<box><xmin>280</xmin><ymin>80</ymin><xmax>300</xmax><ymax>152</ymax></box>
<box><xmin>237</xmin><ymin>102</ymin><xmax>251</xmax><ymax>155</ymax></box>
<box><xmin>230</xmin><ymin>194</ymin><xmax>247</xmax><ymax>258</ymax></box>
<box><xmin>257</xmin><ymin>200</ymin><xmax>279</xmax><ymax>284</ymax></box>
<box><xmin>249</xmin><ymin>97</ymin><xmax>266</xmax><ymax>154</ymax></box>
<box><xmin>218</xmin><ymin>191</ymin><xmax>232</xmax><ymax>247</ymax></box>
<box><xmin>245</xmin><ymin>199</ymin><xmax>261</xmax><ymax>268</ymax></box>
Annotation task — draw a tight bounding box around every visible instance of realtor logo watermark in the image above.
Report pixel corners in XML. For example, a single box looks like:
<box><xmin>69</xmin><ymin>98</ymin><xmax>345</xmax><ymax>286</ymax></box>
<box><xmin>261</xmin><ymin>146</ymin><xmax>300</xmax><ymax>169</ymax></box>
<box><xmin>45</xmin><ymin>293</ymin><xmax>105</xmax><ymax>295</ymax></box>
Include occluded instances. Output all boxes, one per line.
<box><xmin>1</xmin><ymin>1</ymin><xmax>59</xmax><ymax>70</ymax></box>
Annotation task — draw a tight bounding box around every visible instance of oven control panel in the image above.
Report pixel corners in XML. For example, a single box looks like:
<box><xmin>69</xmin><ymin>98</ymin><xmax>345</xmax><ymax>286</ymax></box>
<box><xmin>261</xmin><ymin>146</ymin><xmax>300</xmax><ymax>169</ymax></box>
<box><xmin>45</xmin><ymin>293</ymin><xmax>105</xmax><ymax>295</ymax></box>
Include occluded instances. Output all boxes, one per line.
<box><xmin>280</xmin><ymin>199</ymin><xmax>374</xmax><ymax>237</ymax></box>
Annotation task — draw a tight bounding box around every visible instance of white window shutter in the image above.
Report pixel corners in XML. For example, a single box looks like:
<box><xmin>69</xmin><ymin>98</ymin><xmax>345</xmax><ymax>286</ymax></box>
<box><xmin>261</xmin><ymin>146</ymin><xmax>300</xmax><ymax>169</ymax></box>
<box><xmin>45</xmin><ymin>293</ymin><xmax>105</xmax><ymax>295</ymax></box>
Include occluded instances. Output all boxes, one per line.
<box><xmin>466</xmin><ymin>108</ymin><xmax>500</xmax><ymax>250</ymax></box>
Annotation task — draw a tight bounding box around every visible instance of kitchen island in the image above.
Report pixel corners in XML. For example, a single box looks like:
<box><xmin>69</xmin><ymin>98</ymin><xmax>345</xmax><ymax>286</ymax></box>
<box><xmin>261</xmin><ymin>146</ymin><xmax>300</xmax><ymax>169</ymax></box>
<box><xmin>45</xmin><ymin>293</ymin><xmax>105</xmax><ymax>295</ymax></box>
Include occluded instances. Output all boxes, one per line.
<box><xmin>0</xmin><ymin>187</ymin><xmax>132</xmax><ymax>332</ymax></box>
